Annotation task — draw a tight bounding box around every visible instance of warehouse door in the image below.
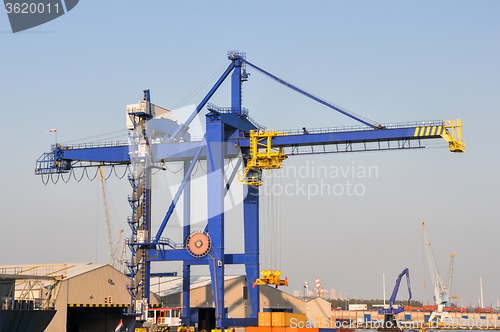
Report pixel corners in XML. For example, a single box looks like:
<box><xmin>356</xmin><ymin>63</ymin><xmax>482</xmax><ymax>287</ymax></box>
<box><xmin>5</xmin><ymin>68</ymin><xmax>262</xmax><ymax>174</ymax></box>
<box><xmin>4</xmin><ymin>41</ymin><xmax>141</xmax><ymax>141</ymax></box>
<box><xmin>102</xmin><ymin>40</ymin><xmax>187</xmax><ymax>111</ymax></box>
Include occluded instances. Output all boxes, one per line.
<box><xmin>67</xmin><ymin>306</ymin><xmax>132</xmax><ymax>332</ymax></box>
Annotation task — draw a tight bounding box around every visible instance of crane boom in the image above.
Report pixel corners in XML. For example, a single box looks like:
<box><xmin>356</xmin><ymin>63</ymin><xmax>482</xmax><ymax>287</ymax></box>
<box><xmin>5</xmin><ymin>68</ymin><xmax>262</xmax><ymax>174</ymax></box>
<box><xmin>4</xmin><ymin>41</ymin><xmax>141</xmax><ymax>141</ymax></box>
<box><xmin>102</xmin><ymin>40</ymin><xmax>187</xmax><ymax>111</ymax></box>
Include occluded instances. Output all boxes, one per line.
<box><xmin>379</xmin><ymin>268</ymin><xmax>411</xmax><ymax>325</ymax></box>
<box><xmin>99</xmin><ymin>167</ymin><xmax>117</xmax><ymax>268</ymax></box>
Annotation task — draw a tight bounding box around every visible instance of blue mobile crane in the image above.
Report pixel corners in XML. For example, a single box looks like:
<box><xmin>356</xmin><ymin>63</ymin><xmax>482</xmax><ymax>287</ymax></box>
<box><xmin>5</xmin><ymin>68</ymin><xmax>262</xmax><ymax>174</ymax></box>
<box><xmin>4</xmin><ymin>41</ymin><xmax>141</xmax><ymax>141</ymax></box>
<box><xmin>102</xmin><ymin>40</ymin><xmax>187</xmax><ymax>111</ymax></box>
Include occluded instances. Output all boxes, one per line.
<box><xmin>35</xmin><ymin>51</ymin><xmax>463</xmax><ymax>330</ymax></box>
<box><xmin>379</xmin><ymin>268</ymin><xmax>412</xmax><ymax>326</ymax></box>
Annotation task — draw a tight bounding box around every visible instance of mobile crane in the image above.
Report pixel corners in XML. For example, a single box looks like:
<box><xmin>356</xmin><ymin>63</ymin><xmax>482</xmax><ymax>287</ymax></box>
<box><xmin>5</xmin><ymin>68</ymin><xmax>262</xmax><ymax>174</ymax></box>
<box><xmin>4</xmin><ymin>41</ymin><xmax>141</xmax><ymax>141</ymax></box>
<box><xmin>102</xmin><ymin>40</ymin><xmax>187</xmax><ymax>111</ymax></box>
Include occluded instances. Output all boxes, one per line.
<box><xmin>35</xmin><ymin>51</ymin><xmax>464</xmax><ymax>330</ymax></box>
<box><xmin>379</xmin><ymin>268</ymin><xmax>412</xmax><ymax>327</ymax></box>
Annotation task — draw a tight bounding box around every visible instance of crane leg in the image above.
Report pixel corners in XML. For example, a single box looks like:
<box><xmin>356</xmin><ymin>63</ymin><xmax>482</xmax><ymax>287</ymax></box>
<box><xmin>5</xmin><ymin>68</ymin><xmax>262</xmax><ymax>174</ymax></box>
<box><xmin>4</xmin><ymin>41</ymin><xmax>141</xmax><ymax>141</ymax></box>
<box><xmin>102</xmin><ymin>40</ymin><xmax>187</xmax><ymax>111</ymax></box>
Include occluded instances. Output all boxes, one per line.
<box><xmin>182</xmin><ymin>160</ymin><xmax>192</xmax><ymax>325</ymax></box>
<box><xmin>206</xmin><ymin>118</ymin><xmax>225</xmax><ymax>328</ymax></box>
<box><xmin>244</xmin><ymin>184</ymin><xmax>260</xmax><ymax>318</ymax></box>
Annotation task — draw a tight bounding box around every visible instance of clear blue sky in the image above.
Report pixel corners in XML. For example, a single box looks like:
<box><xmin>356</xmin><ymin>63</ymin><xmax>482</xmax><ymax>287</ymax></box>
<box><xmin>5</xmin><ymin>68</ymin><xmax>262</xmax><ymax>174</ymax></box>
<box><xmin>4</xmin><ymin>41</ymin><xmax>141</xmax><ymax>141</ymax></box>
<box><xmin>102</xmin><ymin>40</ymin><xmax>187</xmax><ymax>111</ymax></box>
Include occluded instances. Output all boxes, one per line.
<box><xmin>1</xmin><ymin>1</ymin><xmax>499</xmax><ymax>308</ymax></box>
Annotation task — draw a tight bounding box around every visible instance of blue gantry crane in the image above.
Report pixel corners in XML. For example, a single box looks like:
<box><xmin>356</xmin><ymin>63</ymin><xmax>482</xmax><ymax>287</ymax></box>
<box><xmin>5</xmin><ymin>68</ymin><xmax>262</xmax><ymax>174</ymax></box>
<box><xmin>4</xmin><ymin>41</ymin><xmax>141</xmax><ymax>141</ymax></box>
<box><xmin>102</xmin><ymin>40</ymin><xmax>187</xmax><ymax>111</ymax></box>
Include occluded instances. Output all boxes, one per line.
<box><xmin>379</xmin><ymin>268</ymin><xmax>412</xmax><ymax>326</ymax></box>
<box><xmin>35</xmin><ymin>51</ymin><xmax>464</xmax><ymax>330</ymax></box>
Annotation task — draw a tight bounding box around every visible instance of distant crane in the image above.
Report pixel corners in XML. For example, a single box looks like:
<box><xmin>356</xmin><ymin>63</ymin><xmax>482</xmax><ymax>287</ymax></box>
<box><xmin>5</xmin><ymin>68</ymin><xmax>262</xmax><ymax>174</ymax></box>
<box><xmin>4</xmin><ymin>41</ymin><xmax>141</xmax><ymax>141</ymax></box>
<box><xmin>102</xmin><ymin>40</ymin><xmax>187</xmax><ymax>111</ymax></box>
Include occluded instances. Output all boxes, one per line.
<box><xmin>315</xmin><ymin>277</ymin><xmax>331</xmax><ymax>299</ymax></box>
<box><xmin>422</xmin><ymin>222</ymin><xmax>453</xmax><ymax>324</ymax></box>
<box><xmin>447</xmin><ymin>254</ymin><xmax>456</xmax><ymax>301</ymax></box>
<box><xmin>99</xmin><ymin>166</ymin><xmax>127</xmax><ymax>273</ymax></box>
<box><xmin>479</xmin><ymin>277</ymin><xmax>484</xmax><ymax>309</ymax></box>
<box><xmin>378</xmin><ymin>268</ymin><xmax>412</xmax><ymax>326</ymax></box>
<box><xmin>315</xmin><ymin>278</ymin><xmax>324</xmax><ymax>298</ymax></box>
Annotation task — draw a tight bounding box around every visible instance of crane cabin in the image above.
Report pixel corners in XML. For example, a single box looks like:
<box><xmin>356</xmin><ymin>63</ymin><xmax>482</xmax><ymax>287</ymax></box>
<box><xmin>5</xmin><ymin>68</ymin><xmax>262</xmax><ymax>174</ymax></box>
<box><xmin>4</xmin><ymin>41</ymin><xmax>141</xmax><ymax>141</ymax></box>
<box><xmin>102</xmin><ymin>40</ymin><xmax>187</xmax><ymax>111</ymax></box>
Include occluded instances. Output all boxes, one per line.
<box><xmin>146</xmin><ymin>307</ymin><xmax>182</xmax><ymax>329</ymax></box>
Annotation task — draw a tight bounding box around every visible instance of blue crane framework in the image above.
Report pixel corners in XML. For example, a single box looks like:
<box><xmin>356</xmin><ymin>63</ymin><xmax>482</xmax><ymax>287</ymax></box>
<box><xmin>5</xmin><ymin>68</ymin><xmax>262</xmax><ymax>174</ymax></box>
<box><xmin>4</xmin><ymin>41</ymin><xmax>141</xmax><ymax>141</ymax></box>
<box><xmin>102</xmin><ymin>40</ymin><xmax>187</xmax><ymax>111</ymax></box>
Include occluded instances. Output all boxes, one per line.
<box><xmin>35</xmin><ymin>51</ymin><xmax>465</xmax><ymax>329</ymax></box>
<box><xmin>379</xmin><ymin>268</ymin><xmax>412</xmax><ymax>325</ymax></box>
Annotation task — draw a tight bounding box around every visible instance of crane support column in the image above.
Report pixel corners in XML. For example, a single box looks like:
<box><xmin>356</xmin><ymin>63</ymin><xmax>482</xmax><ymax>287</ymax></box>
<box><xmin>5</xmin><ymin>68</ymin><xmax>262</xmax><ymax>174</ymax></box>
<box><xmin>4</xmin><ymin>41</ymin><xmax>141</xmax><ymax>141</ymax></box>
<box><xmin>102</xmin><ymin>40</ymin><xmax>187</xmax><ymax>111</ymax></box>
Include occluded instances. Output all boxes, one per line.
<box><xmin>183</xmin><ymin>160</ymin><xmax>192</xmax><ymax>325</ymax></box>
<box><xmin>243</xmin><ymin>183</ymin><xmax>260</xmax><ymax>318</ymax></box>
<box><xmin>206</xmin><ymin>112</ymin><xmax>225</xmax><ymax>329</ymax></box>
<box><xmin>230</xmin><ymin>51</ymin><xmax>247</xmax><ymax>113</ymax></box>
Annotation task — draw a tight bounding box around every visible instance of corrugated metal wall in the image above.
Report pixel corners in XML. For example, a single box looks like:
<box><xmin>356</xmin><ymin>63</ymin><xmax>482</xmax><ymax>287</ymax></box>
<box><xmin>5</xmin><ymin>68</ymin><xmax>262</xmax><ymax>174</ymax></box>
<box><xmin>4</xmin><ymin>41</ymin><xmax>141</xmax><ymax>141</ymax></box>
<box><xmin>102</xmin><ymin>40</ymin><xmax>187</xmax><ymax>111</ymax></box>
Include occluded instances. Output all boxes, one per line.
<box><xmin>45</xmin><ymin>265</ymin><xmax>160</xmax><ymax>332</ymax></box>
<box><xmin>162</xmin><ymin>276</ymin><xmax>332</xmax><ymax>322</ymax></box>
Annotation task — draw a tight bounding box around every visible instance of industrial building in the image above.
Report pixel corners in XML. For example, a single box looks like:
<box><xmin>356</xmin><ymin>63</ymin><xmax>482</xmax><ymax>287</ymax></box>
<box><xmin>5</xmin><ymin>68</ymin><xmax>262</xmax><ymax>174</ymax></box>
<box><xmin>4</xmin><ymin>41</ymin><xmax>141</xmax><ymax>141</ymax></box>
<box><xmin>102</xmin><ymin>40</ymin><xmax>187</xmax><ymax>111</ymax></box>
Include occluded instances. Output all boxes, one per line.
<box><xmin>158</xmin><ymin>275</ymin><xmax>331</xmax><ymax>326</ymax></box>
<box><xmin>2</xmin><ymin>263</ymin><xmax>332</xmax><ymax>331</ymax></box>
<box><xmin>0</xmin><ymin>263</ymin><xmax>160</xmax><ymax>332</ymax></box>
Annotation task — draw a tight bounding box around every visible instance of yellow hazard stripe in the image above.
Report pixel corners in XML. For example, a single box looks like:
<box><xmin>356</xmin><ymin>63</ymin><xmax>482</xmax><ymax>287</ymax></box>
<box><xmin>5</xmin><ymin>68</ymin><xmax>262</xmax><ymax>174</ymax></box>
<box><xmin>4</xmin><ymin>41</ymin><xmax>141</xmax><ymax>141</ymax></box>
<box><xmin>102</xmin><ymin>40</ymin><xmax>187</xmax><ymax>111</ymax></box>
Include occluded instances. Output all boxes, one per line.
<box><xmin>68</xmin><ymin>303</ymin><xmax>130</xmax><ymax>307</ymax></box>
<box><xmin>414</xmin><ymin>126</ymin><xmax>444</xmax><ymax>137</ymax></box>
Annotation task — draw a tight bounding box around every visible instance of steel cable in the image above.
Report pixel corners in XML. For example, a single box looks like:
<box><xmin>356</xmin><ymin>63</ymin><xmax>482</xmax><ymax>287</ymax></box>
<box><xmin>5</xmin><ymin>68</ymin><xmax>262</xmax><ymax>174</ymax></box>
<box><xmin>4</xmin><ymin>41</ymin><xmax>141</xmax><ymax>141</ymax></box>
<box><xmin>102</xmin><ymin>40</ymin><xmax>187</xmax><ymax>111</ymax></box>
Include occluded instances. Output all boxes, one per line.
<box><xmin>86</xmin><ymin>167</ymin><xmax>99</xmax><ymax>181</ymax></box>
<box><xmin>199</xmin><ymin>161</ymin><xmax>207</xmax><ymax>174</ymax></box>
<box><xmin>51</xmin><ymin>173</ymin><xmax>59</xmax><ymax>184</ymax></box>
<box><xmin>166</xmin><ymin>162</ymin><xmax>184</xmax><ymax>174</ymax></box>
<box><xmin>73</xmin><ymin>167</ymin><xmax>85</xmax><ymax>182</ymax></box>
<box><xmin>61</xmin><ymin>172</ymin><xmax>71</xmax><ymax>183</ymax></box>
<box><xmin>191</xmin><ymin>161</ymin><xmax>199</xmax><ymax>177</ymax></box>
<box><xmin>172</xmin><ymin>63</ymin><xmax>229</xmax><ymax>110</ymax></box>
<box><xmin>102</xmin><ymin>166</ymin><xmax>113</xmax><ymax>180</ymax></box>
<box><xmin>113</xmin><ymin>165</ymin><xmax>129</xmax><ymax>179</ymax></box>
<box><xmin>41</xmin><ymin>173</ymin><xmax>49</xmax><ymax>185</ymax></box>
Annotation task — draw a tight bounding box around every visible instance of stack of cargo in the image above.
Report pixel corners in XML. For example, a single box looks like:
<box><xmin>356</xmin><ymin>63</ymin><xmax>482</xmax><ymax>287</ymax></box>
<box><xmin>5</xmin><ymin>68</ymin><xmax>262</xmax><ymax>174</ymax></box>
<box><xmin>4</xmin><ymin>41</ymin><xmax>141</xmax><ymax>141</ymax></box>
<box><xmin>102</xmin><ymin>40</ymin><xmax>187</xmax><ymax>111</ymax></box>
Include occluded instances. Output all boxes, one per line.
<box><xmin>249</xmin><ymin>312</ymin><xmax>347</xmax><ymax>332</ymax></box>
<box><xmin>272</xmin><ymin>312</ymin><xmax>306</xmax><ymax>327</ymax></box>
<box><xmin>257</xmin><ymin>312</ymin><xmax>306</xmax><ymax>327</ymax></box>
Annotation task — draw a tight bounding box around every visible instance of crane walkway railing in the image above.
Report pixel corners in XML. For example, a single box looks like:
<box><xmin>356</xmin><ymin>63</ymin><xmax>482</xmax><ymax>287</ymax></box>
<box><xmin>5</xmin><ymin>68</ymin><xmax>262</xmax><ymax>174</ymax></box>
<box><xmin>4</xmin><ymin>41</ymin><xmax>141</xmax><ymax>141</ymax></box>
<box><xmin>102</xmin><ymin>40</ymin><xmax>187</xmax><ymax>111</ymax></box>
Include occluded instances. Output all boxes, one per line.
<box><xmin>53</xmin><ymin>121</ymin><xmax>445</xmax><ymax>151</ymax></box>
<box><xmin>207</xmin><ymin>103</ymin><xmax>265</xmax><ymax>129</ymax></box>
<box><xmin>55</xmin><ymin>141</ymin><xmax>129</xmax><ymax>150</ymax></box>
<box><xmin>277</xmin><ymin>120</ymin><xmax>445</xmax><ymax>136</ymax></box>
<box><xmin>126</xmin><ymin>237</ymin><xmax>185</xmax><ymax>250</ymax></box>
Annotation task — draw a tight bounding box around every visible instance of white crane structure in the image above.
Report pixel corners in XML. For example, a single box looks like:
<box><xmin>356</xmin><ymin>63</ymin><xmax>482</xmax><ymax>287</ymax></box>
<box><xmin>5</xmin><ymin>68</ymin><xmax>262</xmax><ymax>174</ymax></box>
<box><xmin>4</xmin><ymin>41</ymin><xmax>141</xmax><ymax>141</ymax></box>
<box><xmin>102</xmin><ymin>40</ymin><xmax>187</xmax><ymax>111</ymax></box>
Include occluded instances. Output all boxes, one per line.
<box><xmin>99</xmin><ymin>167</ymin><xmax>127</xmax><ymax>273</ymax></box>
<box><xmin>447</xmin><ymin>253</ymin><xmax>456</xmax><ymax>302</ymax></box>
<box><xmin>422</xmin><ymin>222</ymin><xmax>453</xmax><ymax>324</ymax></box>
<box><xmin>314</xmin><ymin>277</ymin><xmax>331</xmax><ymax>299</ymax></box>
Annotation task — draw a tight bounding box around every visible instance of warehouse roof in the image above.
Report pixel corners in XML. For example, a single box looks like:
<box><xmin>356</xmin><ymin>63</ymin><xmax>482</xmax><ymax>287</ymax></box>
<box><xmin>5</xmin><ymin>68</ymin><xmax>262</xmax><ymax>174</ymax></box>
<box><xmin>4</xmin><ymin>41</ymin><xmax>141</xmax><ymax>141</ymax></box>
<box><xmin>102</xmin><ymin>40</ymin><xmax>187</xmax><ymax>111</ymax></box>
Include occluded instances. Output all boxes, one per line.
<box><xmin>0</xmin><ymin>263</ymin><xmax>108</xmax><ymax>281</ymax></box>
<box><xmin>151</xmin><ymin>275</ymin><xmax>242</xmax><ymax>297</ymax></box>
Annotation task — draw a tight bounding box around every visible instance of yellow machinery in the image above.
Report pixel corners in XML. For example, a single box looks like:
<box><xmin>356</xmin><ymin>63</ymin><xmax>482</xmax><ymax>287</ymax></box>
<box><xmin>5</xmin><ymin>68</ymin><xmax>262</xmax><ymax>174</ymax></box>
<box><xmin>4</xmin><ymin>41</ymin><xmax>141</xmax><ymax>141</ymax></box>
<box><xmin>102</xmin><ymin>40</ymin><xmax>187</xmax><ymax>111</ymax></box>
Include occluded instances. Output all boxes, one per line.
<box><xmin>239</xmin><ymin>130</ymin><xmax>288</xmax><ymax>186</ymax></box>
<box><xmin>443</xmin><ymin>119</ymin><xmax>465</xmax><ymax>152</ymax></box>
<box><xmin>413</xmin><ymin>119</ymin><xmax>465</xmax><ymax>153</ymax></box>
<box><xmin>253</xmin><ymin>269</ymin><xmax>288</xmax><ymax>288</ymax></box>
<box><xmin>240</xmin><ymin>119</ymin><xmax>464</xmax><ymax>187</ymax></box>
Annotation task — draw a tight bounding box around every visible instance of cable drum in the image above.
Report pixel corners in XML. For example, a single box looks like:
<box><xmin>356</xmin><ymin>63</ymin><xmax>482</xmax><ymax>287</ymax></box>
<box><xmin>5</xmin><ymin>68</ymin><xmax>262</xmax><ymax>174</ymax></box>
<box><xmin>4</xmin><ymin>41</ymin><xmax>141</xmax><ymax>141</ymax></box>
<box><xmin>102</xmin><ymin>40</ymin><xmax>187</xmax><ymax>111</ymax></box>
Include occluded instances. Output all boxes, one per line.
<box><xmin>186</xmin><ymin>231</ymin><xmax>212</xmax><ymax>258</ymax></box>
